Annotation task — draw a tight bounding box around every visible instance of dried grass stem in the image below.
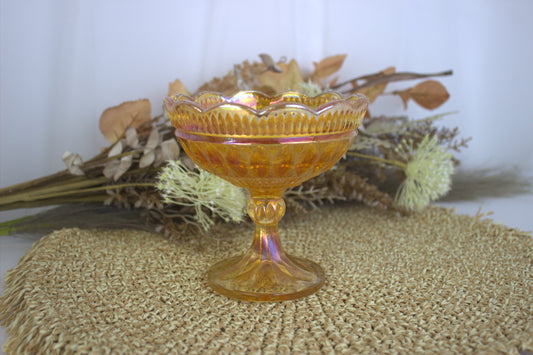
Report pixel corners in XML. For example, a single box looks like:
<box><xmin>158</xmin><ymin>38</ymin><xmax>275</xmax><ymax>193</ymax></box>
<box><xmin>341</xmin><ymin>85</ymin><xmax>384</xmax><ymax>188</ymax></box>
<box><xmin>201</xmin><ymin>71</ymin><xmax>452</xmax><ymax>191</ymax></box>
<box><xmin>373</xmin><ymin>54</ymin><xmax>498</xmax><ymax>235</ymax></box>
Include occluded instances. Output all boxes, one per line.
<box><xmin>346</xmin><ymin>152</ymin><xmax>406</xmax><ymax>169</ymax></box>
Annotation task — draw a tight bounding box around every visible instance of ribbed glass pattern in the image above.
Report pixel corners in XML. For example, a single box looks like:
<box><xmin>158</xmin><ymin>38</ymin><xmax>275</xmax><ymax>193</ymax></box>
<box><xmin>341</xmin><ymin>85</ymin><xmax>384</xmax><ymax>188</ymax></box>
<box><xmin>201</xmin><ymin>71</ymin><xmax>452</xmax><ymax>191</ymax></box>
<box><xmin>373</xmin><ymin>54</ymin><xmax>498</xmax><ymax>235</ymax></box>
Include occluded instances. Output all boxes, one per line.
<box><xmin>164</xmin><ymin>91</ymin><xmax>368</xmax><ymax>138</ymax></box>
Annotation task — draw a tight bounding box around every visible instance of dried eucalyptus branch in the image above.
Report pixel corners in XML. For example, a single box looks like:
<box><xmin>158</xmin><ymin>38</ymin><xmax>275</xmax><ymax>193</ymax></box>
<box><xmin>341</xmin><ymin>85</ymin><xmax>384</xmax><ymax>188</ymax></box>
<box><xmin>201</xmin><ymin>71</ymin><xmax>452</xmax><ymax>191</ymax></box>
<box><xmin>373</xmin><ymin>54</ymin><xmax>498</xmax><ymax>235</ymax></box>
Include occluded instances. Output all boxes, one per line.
<box><xmin>334</xmin><ymin>70</ymin><xmax>453</xmax><ymax>92</ymax></box>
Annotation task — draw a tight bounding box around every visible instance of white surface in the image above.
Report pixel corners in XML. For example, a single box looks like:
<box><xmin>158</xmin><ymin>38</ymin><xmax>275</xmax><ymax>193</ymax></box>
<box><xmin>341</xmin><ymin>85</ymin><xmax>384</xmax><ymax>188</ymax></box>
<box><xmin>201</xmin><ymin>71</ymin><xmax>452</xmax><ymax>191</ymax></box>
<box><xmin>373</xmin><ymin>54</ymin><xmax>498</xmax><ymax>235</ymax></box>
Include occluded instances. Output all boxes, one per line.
<box><xmin>1</xmin><ymin>0</ymin><xmax>533</xmax><ymax>352</ymax></box>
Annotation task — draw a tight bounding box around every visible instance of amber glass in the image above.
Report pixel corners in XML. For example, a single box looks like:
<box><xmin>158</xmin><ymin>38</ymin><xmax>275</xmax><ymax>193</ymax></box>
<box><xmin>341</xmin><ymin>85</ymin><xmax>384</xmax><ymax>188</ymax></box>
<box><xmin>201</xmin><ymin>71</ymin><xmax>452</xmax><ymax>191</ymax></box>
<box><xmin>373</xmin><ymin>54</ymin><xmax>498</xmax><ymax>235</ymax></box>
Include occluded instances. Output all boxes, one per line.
<box><xmin>165</xmin><ymin>91</ymin><xmax>368</xmax><ymax>301</ymax></box>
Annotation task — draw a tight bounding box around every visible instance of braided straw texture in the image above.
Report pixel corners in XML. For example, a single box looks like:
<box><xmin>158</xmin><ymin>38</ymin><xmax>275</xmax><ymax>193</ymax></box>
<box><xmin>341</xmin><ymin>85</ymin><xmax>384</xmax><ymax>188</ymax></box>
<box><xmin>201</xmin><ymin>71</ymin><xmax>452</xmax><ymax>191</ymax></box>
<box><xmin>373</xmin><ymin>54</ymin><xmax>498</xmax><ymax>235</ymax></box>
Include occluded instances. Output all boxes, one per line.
<box><xmin>1</xmin><ymin>204</ymin><xmax>532</xmax><ymax>354</ymax></box>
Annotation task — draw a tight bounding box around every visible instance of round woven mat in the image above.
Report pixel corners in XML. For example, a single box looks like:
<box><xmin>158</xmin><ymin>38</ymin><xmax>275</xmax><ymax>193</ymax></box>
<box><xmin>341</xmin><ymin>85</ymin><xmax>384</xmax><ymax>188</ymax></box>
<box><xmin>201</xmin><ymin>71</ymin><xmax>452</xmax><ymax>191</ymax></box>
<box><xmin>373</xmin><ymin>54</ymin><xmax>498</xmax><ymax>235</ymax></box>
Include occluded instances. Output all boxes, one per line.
<box><xmin>1</xmin><ymin>204</ymin><xmax>532</xmax><ymax>354</ymax></box>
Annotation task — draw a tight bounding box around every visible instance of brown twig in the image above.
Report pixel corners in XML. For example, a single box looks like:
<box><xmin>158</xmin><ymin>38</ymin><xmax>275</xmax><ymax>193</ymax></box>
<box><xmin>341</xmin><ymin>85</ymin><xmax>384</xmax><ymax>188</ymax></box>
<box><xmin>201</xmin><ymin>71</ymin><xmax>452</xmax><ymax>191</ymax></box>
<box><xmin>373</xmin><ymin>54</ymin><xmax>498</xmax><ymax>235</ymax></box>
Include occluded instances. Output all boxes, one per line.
<box><xmin>332</xmin><ymin>70</ymin><xmax>453</xmax><ymax>93</ymax></box>
<box><xmin>0</xmin><ymin>195</ymin><xmax>108</xmax><ymax>211</ymax></box>
<box><xmin>0</xmin><ymin>170</ymin><xmax>72</xmax><ymax>196</ymax></box>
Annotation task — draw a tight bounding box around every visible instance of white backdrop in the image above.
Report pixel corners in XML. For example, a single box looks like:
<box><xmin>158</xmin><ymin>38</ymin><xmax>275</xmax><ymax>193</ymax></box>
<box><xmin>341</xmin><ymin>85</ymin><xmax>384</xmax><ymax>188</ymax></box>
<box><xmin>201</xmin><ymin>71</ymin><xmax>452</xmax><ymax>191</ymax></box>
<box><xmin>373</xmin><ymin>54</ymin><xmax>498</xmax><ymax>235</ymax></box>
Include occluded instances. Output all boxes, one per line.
<box><xmin>2</xmin><ymin>1</ymin><xmax>533</xmax><ymax>348</ymax></box>
<box><xmin>1</xmin><ymin>0</ymin><xmax>533</xmax><ymax>187</ymax></box>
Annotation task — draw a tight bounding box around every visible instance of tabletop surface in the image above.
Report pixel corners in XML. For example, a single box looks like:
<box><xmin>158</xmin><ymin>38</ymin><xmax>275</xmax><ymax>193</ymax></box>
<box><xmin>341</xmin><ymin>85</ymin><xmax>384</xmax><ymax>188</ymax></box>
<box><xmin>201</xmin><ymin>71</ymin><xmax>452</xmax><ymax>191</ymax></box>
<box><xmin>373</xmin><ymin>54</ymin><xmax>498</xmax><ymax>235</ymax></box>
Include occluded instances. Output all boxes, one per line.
<box><xmin>1</xmin><ymin>196</ymin><xmax>532</xmax><ymax>353</ymax></box>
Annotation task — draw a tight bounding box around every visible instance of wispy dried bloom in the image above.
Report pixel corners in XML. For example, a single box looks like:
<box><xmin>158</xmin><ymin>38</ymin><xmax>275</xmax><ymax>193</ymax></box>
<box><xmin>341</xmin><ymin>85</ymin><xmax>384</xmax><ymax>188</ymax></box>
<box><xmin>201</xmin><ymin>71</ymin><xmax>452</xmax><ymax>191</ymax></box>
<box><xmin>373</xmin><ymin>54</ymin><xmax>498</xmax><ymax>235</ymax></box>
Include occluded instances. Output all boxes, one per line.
<box><xmin>394</xmin><ymin>135</ymin><xmax>454</xmax><ymax>211</ymax></box>
<box><xmin>157</xmin><ymin>161</ymin><xmax>247</xmax><ymax>231</ymax></box>
<box><xmin>297</xmin><ymin>80</ymin><xmax>324</xmax><ymax>96</ymax></box>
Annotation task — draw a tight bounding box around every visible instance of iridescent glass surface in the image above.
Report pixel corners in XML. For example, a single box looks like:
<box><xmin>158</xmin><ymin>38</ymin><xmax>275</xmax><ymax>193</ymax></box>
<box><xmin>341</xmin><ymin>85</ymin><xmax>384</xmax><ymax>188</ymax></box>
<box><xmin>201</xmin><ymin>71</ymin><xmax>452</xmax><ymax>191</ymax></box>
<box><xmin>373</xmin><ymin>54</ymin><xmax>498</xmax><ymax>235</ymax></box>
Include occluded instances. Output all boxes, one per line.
<box><xmin>165</xmin><ymin>91</ymin><xmax>368</xmax><ymax>301</ymax></box>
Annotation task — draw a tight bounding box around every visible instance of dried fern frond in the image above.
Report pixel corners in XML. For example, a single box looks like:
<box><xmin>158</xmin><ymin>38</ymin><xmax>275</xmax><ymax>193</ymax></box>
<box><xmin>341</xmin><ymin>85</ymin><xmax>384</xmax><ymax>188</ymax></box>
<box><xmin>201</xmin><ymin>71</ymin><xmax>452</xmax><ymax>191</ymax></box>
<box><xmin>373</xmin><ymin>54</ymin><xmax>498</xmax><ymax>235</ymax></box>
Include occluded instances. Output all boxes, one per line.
<box><xmin>284</xmin><ymin>184</ymin><xmax>344</xmax><ymax>213</ymax></box>
<box><xmin>288</xmin><ymin>168</ymin><xmax>405</xmax><ymax>214</ymax></box>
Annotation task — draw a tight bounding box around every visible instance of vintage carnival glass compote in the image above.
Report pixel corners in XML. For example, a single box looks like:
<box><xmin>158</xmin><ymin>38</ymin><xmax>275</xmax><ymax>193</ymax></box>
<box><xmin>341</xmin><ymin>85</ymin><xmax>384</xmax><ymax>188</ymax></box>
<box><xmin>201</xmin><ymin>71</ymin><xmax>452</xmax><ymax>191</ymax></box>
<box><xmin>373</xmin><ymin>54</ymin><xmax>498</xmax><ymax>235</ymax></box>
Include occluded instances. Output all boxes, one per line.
<box><xmin>164</xmin><ymin>91</ymin><xmax>368</xmax><ymax>301</ymax></box>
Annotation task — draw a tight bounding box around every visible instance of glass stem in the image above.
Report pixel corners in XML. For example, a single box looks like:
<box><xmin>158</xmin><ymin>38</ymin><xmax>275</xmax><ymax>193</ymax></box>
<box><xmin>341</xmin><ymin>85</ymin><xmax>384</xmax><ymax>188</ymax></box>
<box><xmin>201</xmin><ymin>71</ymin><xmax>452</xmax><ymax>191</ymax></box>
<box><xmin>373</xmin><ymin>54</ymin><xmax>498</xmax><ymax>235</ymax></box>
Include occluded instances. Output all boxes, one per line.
<box><xmin>251</xmin><ymin>223</ymin><xmax>286</xmax><ymax>263</ymax></box>
<box><xmin>207</xmin><ymin>192</ymin><xmax>325</xmax><ymax>301</ymax></box>
<box><xmin>246</xmin><ymin>195</ymin><xmax>287</xmax><ymax>262</ymax></box>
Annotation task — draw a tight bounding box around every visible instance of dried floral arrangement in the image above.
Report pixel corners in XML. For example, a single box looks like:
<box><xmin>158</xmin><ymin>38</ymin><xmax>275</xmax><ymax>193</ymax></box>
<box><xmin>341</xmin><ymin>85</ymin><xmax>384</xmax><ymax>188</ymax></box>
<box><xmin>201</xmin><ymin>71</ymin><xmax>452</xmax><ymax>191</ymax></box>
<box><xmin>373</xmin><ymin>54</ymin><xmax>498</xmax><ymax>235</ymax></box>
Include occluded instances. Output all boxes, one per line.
<box><xmin>0</xmin><ymin>54</ymin><xmax>469</xmax><ymax>236</ymax></box>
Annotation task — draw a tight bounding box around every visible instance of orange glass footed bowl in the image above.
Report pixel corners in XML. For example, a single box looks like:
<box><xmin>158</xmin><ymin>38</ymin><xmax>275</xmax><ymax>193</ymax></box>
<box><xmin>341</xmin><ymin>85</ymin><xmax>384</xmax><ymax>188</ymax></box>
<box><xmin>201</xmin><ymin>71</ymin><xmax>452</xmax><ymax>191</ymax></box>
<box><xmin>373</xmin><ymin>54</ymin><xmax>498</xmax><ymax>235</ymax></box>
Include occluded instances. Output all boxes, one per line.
<box><xmin>164</xmin><ymin>91</ymin><xmax>368</xmax><ymax>301</ymax></box>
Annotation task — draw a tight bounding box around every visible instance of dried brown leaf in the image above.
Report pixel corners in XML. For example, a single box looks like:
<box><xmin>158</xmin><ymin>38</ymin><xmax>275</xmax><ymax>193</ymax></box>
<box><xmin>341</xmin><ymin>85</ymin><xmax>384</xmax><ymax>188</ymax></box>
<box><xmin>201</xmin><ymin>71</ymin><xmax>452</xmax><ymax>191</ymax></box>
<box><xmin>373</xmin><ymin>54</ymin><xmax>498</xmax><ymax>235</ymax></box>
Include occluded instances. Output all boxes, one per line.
<box><xmin>259</xmin><ymin>54</ymin><xmax>282</xmax><ymax>73</ymax></box>
<box><xmin>198</xmin><ymin>60</ymin><xmax>266</xmax><ymax>96</ymax></box>
<box><xmin>354</xmin><ymin>67</ymin><xmax>395</xmax><ymax>103</ymax></box>
<box><xmin>257</xmin><ymin>59</ymin><xmax>304</xmax><ymax>94</ymax></box>
<box><xmin>99</xmin><ymin>99</ymin><xmax>151</xmax><ymax>143</ymax></box>
<box><xmin>197</xmin><ymin>71</ymin><xmax>237</xmax><ymax>96</ymax></box>
<box><xmin>396</xmin><ymin>80</ymin><xmax>450</xmax><ymax>110</ymax></box>
<box><xmin>329</xmin><ymin>76</ymin><xmax>339</xmax><ymax>88</ymax></box>
<box><xmin>180</xmin><ymin>156</ymin><xmax>197</xmax><ymax>171</ymax></box>
<box><xmin>311</xmin><ymin>54</ymin><xmax>347</xmax><ymax>82</ymax></box>
<box><xmin>168</xmin><ymin>79</ymin><xmax>189</xmax><ymax>97</ymax></box>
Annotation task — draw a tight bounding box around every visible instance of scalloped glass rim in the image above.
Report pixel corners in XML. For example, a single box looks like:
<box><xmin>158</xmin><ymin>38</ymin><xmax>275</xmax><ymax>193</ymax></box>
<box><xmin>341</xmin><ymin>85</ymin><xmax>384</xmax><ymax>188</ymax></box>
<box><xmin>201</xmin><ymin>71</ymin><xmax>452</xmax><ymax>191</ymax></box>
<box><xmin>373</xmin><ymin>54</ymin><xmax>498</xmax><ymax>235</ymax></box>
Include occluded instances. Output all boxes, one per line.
<box><xmin>164</xmin><ymin>90</ymin><xmax>369</xmax><ymax>118</ymax></box>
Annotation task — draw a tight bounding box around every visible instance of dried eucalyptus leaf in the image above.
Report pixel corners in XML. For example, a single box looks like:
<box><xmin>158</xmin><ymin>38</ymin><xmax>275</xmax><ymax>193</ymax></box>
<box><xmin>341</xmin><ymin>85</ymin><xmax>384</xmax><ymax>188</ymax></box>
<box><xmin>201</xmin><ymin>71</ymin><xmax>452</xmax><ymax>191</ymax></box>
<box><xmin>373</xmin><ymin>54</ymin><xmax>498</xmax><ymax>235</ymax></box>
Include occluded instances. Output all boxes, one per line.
<box><xmin>61</xmin><ymin>151</ymin><xmax>78</xmax><ymax>164</ymax></box>
<box><xmin>125</xmin><ymin>127</ymin><xmax>139</xmax><ymax>148</ymax></box>
<box><xmin>154</xmin><ymin>149</ymin><xmax>164</xmax><ymax>166</ymax></box>
<box><xmin>160</xmin><ymin>139</ymin><xmax>180</xmax><ymax>161</ymax></box>
<box><xmin>108</xmin><ymin>140</ymin><xmax>124</xmax><ymax>158</ymax></box>
<box><xmin>113</xmin><ymin>155</ymin><xmax>132</xmax><ymax>181</ymax></box>
<box><xmin>103</xmin><ymin>159</ymin><xmax>120</xmax><ymax>179</ymax></box>
<box><xmin>62</xmin><ymin>151</ymin><xmax>85</xmax><ymax>176</ymax></box>
<box><xmin>69</xmin><ymin>166</ymin><xmax>84</xmax><ymax>176</ymax></box>
<box><xmin>145</xmin><ymin>128</ymin><xmax>161</xmax><ymax>151</ymax></box>
<box><xmin>139</xmin><ymin>150</ymin><xmax>155</xmax><ymax>169</ymax></box>
<box><xmin>180</xmin><ymin>156</ymin><xmax>197</xmax><ymax>171</ymax></box>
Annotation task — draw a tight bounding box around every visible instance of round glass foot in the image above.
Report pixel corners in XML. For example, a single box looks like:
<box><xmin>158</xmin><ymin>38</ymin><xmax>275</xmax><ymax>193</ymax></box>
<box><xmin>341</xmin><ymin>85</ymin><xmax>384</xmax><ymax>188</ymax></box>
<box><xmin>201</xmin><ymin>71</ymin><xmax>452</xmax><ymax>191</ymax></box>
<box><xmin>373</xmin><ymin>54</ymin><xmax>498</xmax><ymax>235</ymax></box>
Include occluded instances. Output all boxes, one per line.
<box><xmin>207</xmin><ymin>254</ymin><xmax>325</xmax><ymax>302</ymax></box>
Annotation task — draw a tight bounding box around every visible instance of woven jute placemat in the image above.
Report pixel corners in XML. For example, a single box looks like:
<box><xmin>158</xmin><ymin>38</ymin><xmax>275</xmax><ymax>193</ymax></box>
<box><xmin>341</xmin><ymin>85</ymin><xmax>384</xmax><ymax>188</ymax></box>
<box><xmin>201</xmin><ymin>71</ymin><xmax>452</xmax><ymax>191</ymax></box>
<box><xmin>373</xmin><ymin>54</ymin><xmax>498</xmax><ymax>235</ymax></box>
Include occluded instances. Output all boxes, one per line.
<box><xmin>1</xmin><ymin>204</ymin><xmax>532</xmax><ymax>354</ymax></box>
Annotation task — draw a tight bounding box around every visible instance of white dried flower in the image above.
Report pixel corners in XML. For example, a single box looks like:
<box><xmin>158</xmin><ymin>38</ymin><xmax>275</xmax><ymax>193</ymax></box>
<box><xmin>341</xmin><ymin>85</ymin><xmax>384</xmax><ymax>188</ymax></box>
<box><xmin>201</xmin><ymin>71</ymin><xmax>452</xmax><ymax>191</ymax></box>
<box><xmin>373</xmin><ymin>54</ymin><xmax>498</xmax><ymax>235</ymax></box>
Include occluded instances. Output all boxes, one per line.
<box><xmin>395</xmin><ymin>135</ymin><xmax>454</xmax><ymax>211</ymax></box>
<box><xmin>156</xmin><ymin>160</ymin><xmax>247</xmax><ymax>231</ymax></box>
<box><xmin>62</xmin><ymin>151</ymin><xmax>85</xmax><ymax>176</ymax></box>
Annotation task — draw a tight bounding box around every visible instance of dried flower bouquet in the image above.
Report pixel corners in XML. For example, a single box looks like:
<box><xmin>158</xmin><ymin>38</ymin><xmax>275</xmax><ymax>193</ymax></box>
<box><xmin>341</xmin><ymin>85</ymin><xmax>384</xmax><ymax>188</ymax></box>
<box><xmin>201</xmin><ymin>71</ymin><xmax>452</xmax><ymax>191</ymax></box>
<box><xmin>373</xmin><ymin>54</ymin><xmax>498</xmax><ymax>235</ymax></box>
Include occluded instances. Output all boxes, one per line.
<box><xmin>0</xmin><ymin>54</ymin><xmax>469</xmax><ymax>236</ymax></box>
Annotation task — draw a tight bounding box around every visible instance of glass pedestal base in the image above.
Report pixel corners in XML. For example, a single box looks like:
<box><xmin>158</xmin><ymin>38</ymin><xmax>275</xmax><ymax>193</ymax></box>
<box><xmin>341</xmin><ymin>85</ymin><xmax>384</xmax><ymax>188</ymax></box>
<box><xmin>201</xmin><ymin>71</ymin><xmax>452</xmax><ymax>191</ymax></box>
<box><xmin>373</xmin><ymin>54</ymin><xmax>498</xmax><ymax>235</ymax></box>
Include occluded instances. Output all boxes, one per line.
<box><xmin>207</xmin><ymin>254</ymin><xmax>325</xmax><ymax>302</ymax></box>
